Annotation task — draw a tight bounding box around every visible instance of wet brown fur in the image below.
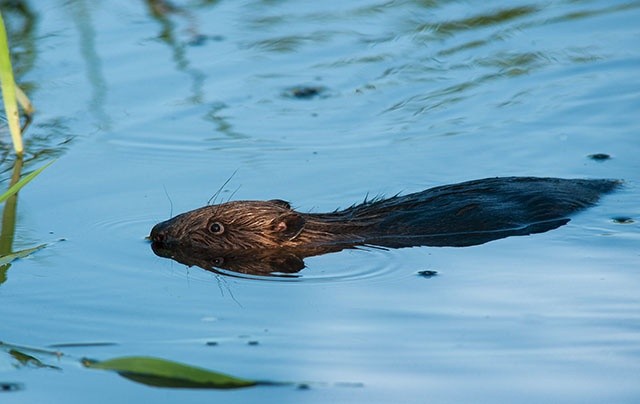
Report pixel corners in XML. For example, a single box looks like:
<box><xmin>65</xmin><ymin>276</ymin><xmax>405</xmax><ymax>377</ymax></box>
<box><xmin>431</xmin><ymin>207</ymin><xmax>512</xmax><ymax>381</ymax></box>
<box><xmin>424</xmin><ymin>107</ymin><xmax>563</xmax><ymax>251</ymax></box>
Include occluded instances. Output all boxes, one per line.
<box><xmin>150</xmin><ymin>177</ymin><xmax>621</xmax><ymax>258</ymax></box>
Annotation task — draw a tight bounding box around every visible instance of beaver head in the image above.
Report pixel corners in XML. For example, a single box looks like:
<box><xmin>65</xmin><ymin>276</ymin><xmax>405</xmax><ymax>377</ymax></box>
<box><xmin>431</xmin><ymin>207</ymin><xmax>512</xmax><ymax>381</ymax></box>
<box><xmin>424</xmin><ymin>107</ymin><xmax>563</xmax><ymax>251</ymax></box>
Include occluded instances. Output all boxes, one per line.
<box><xmin>149</xmin><ymin>199</ymin><xmax>306</xmax><ymax>252</ymax></box>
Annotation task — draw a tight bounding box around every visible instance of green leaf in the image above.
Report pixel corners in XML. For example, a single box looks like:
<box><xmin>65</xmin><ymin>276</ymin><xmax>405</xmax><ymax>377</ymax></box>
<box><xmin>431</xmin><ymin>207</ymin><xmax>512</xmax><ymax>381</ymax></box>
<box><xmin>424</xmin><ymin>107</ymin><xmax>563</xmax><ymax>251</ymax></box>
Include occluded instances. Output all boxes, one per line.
<box><xmin>0</xmin><ymin>160</ymin><xmax>54</xmax><ymax>203</ymax></box>
<box><xmin>0</xmin><ymin>12</ymin><xmax>23</xmax><ymax>155</ymax></box>
<box><xmin>0</xmin><ymin>243</ymin><xmax>46</xmax><ymax>266</ymax></box>
<box><xmin>83</xmin><ymin>356</ymin><xmax>259</xmax><ymax>389</ymax></box>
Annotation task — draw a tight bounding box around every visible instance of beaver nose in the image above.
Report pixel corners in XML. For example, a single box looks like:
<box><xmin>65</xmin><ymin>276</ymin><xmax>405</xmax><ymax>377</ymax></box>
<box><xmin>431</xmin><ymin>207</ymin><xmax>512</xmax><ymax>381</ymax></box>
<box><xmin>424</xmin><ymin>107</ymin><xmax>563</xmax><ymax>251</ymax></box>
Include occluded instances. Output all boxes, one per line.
<box><xmin>150</xmin><ymin>222</ymin><xmax>161</xmax><ymax>241</ymax></box>
<box><xmin>150</xmin><ymin>220</ymin><xmax>173</xmax><ymax>244</ymax></box>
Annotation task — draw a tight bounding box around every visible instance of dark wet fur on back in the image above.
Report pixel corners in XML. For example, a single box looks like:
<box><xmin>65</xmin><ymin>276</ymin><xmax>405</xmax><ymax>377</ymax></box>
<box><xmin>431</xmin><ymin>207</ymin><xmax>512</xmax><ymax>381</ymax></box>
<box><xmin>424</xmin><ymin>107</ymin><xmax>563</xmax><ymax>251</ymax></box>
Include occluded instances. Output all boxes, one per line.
<box><xmin>150</xmin><ymin>177</ymin><xmax>620</xmax><ymax>260</ymax></box>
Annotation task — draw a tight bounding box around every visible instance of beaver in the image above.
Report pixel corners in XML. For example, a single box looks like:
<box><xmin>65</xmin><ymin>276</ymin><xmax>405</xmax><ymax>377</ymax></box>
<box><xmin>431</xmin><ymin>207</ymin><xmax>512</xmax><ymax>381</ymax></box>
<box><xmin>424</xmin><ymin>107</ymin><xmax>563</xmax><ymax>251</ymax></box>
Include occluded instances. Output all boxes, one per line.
<box><xmin>150</xmin><ymin>177</ymin><xmax>620</xmax><ymax>275</ymax></box>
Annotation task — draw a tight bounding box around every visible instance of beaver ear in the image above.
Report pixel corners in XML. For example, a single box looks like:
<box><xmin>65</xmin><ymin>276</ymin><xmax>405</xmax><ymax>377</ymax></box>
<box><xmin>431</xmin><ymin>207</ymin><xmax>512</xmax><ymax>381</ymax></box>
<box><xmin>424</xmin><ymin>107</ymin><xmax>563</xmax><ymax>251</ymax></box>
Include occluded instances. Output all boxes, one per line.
<box><xmin>273</xmin><ymin>213</ymin><xmax>305</xmax><ymax>240</ymax></box>
<box><xmin>268</xmin><ymin>199</ymin><xmax>292</xmax><ymax>210</ymax></box>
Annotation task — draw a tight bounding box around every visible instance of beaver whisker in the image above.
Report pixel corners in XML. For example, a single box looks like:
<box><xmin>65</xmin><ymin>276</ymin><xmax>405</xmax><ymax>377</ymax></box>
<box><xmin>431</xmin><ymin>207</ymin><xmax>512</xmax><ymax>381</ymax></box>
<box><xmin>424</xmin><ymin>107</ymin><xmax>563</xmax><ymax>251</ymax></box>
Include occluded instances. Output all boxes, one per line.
<box><xmin>207</xmin><ymin>170</ymin><xmax>238</xmax><ymax>206</ymax></box>
<box><xmin>162</xmin><ymin>184</ymin><xmax>174</xmax><ymax>219</ymax></box>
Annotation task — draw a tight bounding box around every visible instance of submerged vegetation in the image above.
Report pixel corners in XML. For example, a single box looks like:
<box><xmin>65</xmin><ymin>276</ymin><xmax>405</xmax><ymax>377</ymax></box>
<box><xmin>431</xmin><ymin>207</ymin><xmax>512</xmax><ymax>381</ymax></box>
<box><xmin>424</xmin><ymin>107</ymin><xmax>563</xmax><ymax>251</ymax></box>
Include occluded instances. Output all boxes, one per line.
<box><xmin>0</xmin><ymin>11</ymin><xmax>52</xmax><ymax>283</ymax></box>
<box><xmin>0</xmin><ymin>11</ymin><xmax>33</xmax><ymax>156</ymax></box>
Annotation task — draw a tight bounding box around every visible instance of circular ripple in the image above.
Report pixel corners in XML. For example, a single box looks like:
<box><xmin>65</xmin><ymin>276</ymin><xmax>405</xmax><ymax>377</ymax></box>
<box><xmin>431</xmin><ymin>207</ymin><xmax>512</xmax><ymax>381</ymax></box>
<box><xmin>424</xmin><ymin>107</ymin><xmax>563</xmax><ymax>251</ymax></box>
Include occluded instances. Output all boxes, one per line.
<box><xmin>162</xmin><ymin>247</ymin><xmax>406</xmax><ymax>285</ymax></box>
<box><xmin>91</xmin><ymin>213</ymin><xmax>159</xmax><ymax>233</ymax></box>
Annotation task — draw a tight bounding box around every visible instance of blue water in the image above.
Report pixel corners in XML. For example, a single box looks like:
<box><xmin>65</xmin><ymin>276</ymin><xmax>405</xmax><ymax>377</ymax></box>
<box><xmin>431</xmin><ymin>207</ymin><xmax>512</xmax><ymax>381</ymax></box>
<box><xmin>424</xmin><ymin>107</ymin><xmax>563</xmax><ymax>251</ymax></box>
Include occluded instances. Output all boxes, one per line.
<box><xmin>1</xmin><ymin>0</ymin><xmax>639</xmax><ymax>403</ymax></box>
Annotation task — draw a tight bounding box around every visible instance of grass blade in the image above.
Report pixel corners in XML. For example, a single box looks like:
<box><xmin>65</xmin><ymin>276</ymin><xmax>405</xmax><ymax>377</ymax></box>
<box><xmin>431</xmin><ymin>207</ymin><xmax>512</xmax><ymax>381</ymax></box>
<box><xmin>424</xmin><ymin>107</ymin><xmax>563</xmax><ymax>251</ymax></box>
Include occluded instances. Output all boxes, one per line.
<box><xmin>0</xmin><ymin>12</ymin><xmax>23</xmax><ymax>155</ymax></box>
<box><xmin>0</xmin><ymin>160</ymin><xmax>53</xmax><ymax>203</ymax></box>
<box><xmin>0</xmin><ymin>243</ymin><xmax>46</xmax><ymax>266</ymax></box>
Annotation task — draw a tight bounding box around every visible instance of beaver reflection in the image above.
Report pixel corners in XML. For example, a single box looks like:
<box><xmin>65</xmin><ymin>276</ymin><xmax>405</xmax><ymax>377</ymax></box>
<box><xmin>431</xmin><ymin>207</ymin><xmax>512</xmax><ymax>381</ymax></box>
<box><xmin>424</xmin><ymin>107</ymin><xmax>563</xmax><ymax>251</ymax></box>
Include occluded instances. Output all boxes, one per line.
<box><xmin>150</xmin><ymin>177</ymin><xmax>620</xmax><ymax>276</ymax></box>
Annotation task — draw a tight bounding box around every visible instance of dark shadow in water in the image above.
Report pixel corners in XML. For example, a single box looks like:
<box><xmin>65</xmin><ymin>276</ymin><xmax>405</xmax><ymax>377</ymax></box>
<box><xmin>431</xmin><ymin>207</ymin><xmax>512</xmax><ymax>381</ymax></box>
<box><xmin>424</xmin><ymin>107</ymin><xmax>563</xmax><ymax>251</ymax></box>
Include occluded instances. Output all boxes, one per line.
<box><xmin>150</xmin><ymin>177</ymin><xmax>621</xmax><ymax>277</ymax></box>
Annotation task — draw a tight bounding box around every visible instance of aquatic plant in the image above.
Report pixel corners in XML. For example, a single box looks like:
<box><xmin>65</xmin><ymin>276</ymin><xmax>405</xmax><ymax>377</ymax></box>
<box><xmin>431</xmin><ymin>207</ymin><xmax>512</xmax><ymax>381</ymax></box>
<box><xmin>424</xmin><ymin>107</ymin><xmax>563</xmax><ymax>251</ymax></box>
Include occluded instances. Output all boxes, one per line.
<box><xmin>83</xmin><ymin>356</ymin><xmax>260</xmax><ymax>389</ymax></box>
<box><xmin>0</xmin><ymin>12</ymin><xmax>52</xmax><ymax>281</ymax></box>
<box><xmin>0</xmin><ymin>159</ymin><xmax>52</xmax><ymax>203</ymax></box>
<box><xmin>0</xmin><ymin>159</ymin><xmax>53</xmax><ymax>285</ymax></box>
<box><xmin>0</xmin><ymin>341</ymin><xmax>297</xmax><ymax>390</ymax></box>
<box><xmin>0</xmin><ymin>11</ymin><xmax>34</xmax><ymax>156</ymax></box>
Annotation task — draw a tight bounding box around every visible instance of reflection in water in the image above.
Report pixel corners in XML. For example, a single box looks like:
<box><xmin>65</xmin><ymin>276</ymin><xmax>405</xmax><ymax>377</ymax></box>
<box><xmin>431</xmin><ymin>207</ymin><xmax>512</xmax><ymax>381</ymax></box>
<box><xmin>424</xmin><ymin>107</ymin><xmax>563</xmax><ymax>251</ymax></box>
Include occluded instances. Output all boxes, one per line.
<box><xmin>151</xmin><ymin>244</ymin><xmax>308</xmax><ymax>277</ymax></box>
<box><xmin>144</xmin><ymin>0</ymin><xmax>207</xmax><ymax>104</ymax></box>
<box><xmin>0</xmin><ymin>5</ymin><xmax>72</xmax><ymax>172</ymax></box>
<box><xmin>373</xmin><ymin>2</ymin><xmax>640</xmax><ymax>121</ymax></box>
<box><xmin>414</xmin><ymin>5</ymin><xmax>539</xmax><ymax>38</ymax></box>
<box><xmin>0</xmin><ymin>0</ymin><xmax>37</xmax><ymax>76</ymax></box>
<box><xmin>0</xmin><ymin>158</ymin><xmax>22</xmax><ymax>284</ymax></box>
<box><xmin>204</xmin><ymin>101</ymin><xmax>248</xmax><ymax>140</ymax></box>
<box><xmin>0</xmin><ymin>2</ymin><xmax>37</xmax><ymax>167</ymax></box>
<box><xmin>0</xmin><ymin>158</ymin><xmax>51</xmax><ymax>286</ymax></box>
<box><xmin>69</xmin><ymin>0</ymin><xmax>110</xmax><ymax>130</ymax></box>
<box><xmin>150</xmin><ymin>177</ymin><xmax>620</xmax><ymax>277</ymax></box>
<box><xmin>143</xmin><ymin>0</ymin><xmax>245</xmax><ymax>140</ymax></box>
<box><xmin>143</xmin><ymin>0</ymin><xmax>248</xmax><ymax>140</ymax></box>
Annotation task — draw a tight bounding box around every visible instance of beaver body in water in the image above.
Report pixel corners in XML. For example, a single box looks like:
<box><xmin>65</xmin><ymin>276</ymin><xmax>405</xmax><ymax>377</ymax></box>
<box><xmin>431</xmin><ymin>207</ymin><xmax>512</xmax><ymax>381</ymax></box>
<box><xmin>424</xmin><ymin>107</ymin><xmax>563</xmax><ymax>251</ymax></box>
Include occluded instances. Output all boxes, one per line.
<box><xmin>150</xmin><ymin>177</ymin><xmax>619</xmax><ymax>275</ymax></box>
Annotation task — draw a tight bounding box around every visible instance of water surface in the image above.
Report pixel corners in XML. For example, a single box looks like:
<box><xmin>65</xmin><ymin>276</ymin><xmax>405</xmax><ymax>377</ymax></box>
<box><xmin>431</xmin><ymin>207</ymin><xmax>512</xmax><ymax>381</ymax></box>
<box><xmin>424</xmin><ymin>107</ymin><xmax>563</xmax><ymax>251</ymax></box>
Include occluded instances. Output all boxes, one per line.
<box><xmin>1</xmin><ymin>0</ymin><xmax>639</xmax><ymax>403</ymax></box>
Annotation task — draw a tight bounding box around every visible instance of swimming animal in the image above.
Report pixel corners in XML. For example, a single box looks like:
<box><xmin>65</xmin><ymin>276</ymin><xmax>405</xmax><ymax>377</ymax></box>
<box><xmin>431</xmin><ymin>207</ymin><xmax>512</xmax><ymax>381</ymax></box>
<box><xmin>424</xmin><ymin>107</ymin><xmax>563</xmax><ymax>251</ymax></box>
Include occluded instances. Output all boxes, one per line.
<box><xmin>150</xmin><ymin>177</ymin><xmax>620</xmax><ymax>275</ymax></box>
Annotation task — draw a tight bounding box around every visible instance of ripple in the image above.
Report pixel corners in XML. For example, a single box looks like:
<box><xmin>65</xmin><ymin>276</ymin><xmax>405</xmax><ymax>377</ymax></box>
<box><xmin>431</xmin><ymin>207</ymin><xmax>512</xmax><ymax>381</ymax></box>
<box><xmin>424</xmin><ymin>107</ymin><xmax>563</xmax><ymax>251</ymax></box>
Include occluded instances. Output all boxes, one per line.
<box><xmin>91</xmin><ymin>213</ymin><xmax>158</xmax><ymax>234</ymax></box>
<box><xmin>93</xmin><ymin>214</ymin><xmax>157</xmax><ymax>230</ymax></box>
<box><xmin>164</xmin><ymin>247</ymin><xmax>403</xmax><ymax>285</ymax></box>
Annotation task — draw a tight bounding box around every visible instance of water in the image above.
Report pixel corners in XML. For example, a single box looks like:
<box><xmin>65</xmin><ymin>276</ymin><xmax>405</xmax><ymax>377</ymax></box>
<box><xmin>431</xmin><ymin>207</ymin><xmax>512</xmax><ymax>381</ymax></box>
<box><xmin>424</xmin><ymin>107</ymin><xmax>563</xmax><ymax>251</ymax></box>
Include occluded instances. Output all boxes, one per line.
<box><xmin>1</xmin><ymin>0</ymin><xmax>639</xmax><ymax>402</ymax></box>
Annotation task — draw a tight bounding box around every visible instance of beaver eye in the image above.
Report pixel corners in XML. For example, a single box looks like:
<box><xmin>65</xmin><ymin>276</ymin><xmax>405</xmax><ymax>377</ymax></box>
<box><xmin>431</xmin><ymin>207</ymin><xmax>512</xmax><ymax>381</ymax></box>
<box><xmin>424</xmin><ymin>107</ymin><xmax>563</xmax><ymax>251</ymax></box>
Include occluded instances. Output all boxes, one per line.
<box><xmin>209</xmin><ymin>222</ymin><xmax>224</xmax><ymax>235</ymax></box>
